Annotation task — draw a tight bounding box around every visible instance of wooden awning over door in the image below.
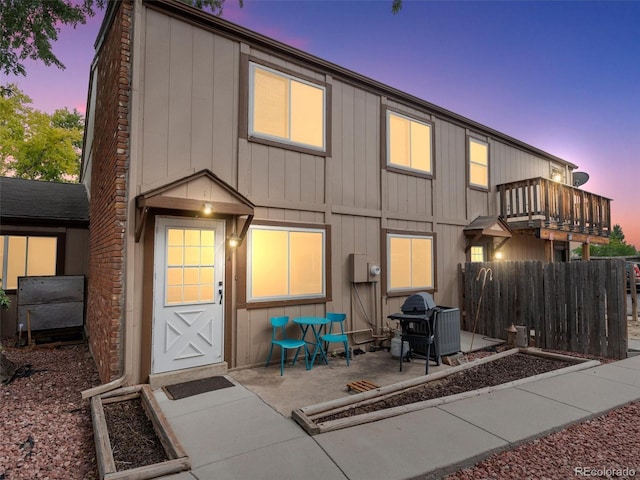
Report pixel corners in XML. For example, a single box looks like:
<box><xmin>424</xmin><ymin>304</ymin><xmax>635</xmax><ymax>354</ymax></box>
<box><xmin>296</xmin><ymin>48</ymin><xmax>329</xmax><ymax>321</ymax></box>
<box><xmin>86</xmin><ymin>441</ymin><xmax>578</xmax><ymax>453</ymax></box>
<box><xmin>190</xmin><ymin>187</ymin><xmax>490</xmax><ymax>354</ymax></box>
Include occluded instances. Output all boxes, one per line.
<box><xmin>463</xmin><ymin>215</ymin><xmax>513</xmax><ymax>252</ymax></box>
<box><xmin>134</xmin><ymin>169</ymin><xmax>255</xmax><ymax>243</ymax></box>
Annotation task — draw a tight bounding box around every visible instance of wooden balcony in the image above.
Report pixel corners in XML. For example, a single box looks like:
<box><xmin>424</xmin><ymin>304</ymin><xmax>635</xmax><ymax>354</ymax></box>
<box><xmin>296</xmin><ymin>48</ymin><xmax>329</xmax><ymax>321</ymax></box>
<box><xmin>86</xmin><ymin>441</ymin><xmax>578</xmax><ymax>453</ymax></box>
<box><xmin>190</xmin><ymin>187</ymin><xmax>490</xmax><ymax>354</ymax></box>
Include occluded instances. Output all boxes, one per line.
<box><xmin>497</xmin><ymin>177</ymin><xmax>611</xmax><ymax>244</ymax></box>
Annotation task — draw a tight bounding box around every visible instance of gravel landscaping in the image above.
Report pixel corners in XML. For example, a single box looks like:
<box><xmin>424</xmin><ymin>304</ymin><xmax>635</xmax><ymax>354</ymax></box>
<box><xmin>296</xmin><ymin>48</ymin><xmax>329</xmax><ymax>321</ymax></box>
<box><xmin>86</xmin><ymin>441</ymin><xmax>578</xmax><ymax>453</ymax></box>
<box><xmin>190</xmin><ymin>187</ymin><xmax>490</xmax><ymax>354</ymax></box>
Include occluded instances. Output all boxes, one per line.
<box><xmin>0</xmin><ymin>342</ymin><xmax>100</xmax><ymax>479</ymax></box>
<box><xmin>1</xmin><ymin>338</ymin><xmax>639</xmax><ymax>479</ymax></box>
<box><xmin>445</xmin><ymin>400</ymin><xmax>640</xmax><ymax>479</ymax></box>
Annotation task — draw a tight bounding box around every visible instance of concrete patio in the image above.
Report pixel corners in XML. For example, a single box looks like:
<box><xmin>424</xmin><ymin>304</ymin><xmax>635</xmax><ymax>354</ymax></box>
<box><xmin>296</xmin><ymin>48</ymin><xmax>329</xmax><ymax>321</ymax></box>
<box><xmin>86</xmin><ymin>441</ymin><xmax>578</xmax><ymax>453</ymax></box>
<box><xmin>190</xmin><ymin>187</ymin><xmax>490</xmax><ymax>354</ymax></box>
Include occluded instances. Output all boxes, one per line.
<box><xmin>228</xmin><ymin>331</ymin><xmax>503</xmax><ymax>417</ymax></box>
<box><xmin>152</xmin><ymin>349</ymin><xmax>640</xmax><ymax>480</ymax></box>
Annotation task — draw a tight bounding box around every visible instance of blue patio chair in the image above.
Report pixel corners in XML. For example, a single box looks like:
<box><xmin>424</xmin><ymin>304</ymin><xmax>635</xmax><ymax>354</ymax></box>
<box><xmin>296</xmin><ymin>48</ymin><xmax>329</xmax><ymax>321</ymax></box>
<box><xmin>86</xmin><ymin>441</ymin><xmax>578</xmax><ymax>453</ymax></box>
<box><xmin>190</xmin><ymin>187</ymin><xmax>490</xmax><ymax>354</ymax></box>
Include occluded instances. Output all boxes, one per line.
<box><xmin>321</xmin><ymin>313</ymin><xmax>350</xmax><ymax>366</ymax></box>
<box><xmin>265</xmin><ymin>316</ymin><xmax>309</xmax><ymax>376</ymax></box>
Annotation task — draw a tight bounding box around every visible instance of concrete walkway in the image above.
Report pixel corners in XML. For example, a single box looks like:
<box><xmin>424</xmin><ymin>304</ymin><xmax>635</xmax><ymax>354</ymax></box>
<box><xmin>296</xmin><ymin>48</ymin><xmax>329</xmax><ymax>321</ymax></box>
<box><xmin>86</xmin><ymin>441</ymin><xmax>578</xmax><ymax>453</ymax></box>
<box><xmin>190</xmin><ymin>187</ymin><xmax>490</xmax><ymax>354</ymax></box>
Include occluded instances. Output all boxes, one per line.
<box><xmin>154</xmin><ymin>355</ymin><xmax>640</xmax><ymax>480</ymax></box>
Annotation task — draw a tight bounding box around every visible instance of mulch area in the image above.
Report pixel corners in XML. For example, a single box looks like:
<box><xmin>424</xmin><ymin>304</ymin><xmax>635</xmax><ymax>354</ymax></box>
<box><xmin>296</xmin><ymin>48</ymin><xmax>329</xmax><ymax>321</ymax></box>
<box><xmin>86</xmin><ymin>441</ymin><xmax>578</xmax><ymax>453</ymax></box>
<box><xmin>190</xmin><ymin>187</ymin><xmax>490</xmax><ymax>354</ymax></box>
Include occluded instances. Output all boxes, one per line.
<box><xmin>2</xmin><ymin>340</ymin><xmax>638</xmax><ymax>479</ymax></box>
<box><xmin>318</xmin><ymin>353</ymin><xmax>570</xmax><ymax>422</ymax></box>
<box><xmin>103</xmin><ymin>400</ymin><xmax>168</xmax><ymax>471</ymax></box>
<box><xmin>0</xmin><ymin>341</ymin><xmax>100</xmax><ymax>479</ymax></box>
<box><xmin>446</xmin><ymin>401</ymin><xmax>640</xmax><ymax>479</ymax></box>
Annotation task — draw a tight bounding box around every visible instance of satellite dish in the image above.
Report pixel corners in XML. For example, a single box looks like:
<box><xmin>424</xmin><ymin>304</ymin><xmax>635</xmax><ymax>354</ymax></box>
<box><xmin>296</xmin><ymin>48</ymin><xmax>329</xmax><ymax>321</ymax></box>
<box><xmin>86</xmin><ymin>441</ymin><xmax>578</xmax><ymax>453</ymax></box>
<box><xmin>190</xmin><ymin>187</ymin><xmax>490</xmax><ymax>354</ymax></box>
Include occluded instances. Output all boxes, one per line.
<box><xmin>573</xmin><ymin>171</ymin><xmax>589</xmax><ymax>188</ymax></box>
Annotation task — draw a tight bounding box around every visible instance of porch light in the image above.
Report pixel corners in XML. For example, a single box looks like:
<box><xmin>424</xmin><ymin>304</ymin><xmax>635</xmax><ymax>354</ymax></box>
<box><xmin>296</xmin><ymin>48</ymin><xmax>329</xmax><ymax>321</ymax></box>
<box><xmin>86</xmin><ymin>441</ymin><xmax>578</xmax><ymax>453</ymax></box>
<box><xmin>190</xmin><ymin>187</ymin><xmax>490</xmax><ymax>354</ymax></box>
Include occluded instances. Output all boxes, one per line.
<box><xmin>494</xmin><ymin>250</ymin><xmax>504</xmax><ymax>260</ymax></box>
<box><xmin>228</xmin><ymin>233</ymin><xmax>241</xmax><ymax>248</ymax></box>
<box><xmin>203</xmin><ymin>202</ymin><xmax>213</xmax><ymax>215</ymax></box>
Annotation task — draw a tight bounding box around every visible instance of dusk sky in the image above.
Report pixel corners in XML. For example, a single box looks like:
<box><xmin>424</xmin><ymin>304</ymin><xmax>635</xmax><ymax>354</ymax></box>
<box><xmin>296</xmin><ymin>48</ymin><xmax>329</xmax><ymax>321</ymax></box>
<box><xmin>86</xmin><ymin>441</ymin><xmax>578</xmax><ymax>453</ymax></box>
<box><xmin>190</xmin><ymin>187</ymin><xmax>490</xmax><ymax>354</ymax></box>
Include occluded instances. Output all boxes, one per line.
<box><xmin>5</xmin><ymin>0</ymin><xmax>639</xmax><ymax>248</ymax></box>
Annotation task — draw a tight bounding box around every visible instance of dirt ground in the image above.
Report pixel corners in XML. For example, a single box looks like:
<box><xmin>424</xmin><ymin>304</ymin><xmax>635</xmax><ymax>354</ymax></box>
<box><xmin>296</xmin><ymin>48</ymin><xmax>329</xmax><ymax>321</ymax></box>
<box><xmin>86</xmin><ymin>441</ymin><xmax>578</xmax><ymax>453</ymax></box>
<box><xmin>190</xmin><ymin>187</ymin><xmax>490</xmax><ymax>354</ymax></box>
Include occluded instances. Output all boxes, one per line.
<box><xmin>103</xmin><ymin>399</ymin><xmax>168</xmax><ymax>471</ymax></box>
<box><xmin>318</xmin><ymin>353</ymin><xmax>569</xmax><ymax>421</ymax></box>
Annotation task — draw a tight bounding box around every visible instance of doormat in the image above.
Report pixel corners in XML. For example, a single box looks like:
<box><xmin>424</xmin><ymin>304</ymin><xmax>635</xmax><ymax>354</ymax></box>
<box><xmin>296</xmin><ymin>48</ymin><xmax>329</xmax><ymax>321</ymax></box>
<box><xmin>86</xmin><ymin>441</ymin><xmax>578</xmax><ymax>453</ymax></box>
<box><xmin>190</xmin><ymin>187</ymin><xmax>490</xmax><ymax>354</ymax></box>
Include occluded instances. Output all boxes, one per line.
<box><xmin>163</xmin><ymin>376</ymin><xmax>235</xmax><ymax>400</ymax></box>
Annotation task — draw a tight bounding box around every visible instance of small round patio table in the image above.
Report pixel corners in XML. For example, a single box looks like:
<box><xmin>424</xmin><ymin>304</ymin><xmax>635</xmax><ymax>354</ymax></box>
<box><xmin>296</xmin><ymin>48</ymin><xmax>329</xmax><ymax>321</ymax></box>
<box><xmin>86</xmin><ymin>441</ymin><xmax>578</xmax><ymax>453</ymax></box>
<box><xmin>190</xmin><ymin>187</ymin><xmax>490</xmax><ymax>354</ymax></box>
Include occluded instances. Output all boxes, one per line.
<box><xmin>293</xmin><ymin>317</ymin><xmax>329</xmax><ymax>368</ymax></box>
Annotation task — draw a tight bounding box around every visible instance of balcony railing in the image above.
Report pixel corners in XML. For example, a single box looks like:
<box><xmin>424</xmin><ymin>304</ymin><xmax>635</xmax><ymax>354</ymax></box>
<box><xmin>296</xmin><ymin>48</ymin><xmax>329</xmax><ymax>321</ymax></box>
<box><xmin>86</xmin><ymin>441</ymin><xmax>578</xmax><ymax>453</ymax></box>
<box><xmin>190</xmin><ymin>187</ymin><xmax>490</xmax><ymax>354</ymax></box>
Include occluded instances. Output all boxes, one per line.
<box><xmin>497</xmin><ymin>177</ymin><xmax>611</xmax><ymax>237</ymax></box>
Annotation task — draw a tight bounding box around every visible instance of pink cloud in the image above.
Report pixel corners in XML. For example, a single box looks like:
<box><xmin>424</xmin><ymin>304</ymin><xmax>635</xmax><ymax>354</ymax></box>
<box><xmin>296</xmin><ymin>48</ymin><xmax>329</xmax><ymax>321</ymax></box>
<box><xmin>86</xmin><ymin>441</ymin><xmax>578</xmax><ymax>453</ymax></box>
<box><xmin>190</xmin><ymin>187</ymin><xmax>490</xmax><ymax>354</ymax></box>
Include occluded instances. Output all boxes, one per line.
<box><xmin>220</xmin><ymin>1</ymin><xmax>250</xmax><ymax>23</ymax></box>
<box><xmin>220</xmin><ymin>3</ymin><xmax>311</xmax><ymax>51</ymax></box>
<box><xmin>257</xmin><ymin>27</ymin><xmax>310</xmax><ymax>50</ymax></box>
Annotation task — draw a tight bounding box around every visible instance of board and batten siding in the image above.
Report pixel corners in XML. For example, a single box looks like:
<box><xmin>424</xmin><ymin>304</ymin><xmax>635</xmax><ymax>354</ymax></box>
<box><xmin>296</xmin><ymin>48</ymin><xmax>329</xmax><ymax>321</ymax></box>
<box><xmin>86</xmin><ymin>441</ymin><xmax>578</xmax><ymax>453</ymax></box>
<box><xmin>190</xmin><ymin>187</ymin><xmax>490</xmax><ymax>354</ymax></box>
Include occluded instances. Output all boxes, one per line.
<box><xmin>133</xmin><ymin>6</ymin><xmax>572</xmax><ymax>369</ymax></box>
<box><xmin>331</xmin><ymin>83</ymin><xmax>380</xmax><ymax>211</ymax></box>
<box><xmin>434</xmin><ymin>121</ymin><xmax>467</xmax><ymax>221</ymax></box>
<box><xmin>140</xmin><ymin>9</ymin><xmax>239</xmax><ymax>191</ymax></box>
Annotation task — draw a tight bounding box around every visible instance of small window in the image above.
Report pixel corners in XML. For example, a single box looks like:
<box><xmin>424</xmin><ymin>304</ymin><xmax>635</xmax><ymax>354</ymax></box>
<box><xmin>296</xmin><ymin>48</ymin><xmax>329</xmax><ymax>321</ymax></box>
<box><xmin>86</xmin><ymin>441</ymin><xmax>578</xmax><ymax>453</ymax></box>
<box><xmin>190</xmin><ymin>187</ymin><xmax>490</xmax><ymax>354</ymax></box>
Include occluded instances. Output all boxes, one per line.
<box><xmin>248</xmin><ymin>225</ymin><xmax>326</xmax><ymax>301</ymax></box>
<box><xmin>249</xmin><ymin>63</ymin><xmax>326</xmax><ymax>151</ymax></box>
<box><xmin>0</xmin><ymin>235</ymin><xmax>58</xmax><ymax>289</ymax></box>
<box><xmin>469</xmin><ymin>137</ymin><xmax>489</xmax><ymax>189</ymax></box>
<box><xmin>387</xmin><ymin>233</ymin><xmax>434</xmax><ymax>292</ymax></box>
<box><xmin>387</xmin><ymin>111</ymin><xmax>432</xmax><ymax>174</ymax></box>
<box><xmin>470</xmin><ymin>245</ymin><xmax>485</xmax><ymax>262</ymax></box>
<box><xmin>165</xmin><ymin>227</ymin><xmax>216</xmax><ymax>305</ymax></box>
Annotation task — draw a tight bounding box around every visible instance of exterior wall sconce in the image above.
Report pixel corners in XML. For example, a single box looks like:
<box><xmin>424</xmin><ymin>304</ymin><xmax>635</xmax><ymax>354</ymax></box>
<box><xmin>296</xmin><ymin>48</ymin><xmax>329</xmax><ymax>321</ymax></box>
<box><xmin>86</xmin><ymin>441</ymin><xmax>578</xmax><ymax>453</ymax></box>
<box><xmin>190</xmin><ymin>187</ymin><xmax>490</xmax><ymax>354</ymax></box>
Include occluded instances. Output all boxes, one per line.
<box><xmin>228</xmin><ymin>233</ymin><xmax>241</xmax><ymax>248</ymax></box>
<box><xmin>494</xmin><ymin>250</ymin><xmax>503</xmax><ymax>260</ymax></box>
<box><xmin>203</xmin><ymin>202</ymin><xmax>213</xmax><ymax>215</ymax></box>
<box><xmin>551</xmin><ymin>169</ymin><xmax>563</xmax><ymax>183</ymax></box>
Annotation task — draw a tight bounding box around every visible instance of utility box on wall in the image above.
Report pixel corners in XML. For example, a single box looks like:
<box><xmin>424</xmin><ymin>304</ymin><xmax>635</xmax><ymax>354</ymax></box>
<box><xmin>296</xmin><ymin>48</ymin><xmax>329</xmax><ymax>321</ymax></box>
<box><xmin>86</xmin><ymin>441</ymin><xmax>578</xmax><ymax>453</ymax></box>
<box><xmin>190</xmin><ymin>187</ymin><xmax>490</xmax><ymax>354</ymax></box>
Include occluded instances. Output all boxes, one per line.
<box><xmin>351</xmin><ymin>253</ymin><xmax>369</xmax><ymax>283</ymax></box>
<box><xmin>350</xmin><ymin>253</ymin><xmax>381</xmax><ymax>283</ymax></box>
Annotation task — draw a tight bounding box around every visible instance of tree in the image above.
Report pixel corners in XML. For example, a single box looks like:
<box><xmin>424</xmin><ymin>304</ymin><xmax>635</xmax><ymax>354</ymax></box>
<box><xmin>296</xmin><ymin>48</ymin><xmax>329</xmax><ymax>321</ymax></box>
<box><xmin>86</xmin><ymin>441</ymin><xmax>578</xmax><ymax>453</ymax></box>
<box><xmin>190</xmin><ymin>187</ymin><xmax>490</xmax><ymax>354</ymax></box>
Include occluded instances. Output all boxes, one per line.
<box><xmin>0</xmin><ymin>84</ymin><xmax>83</xmax><ymax>182</ymax></box>
<box><xmin>0</xmin><ymin>0</ymin><xmax>227</xmax><ymax>77</ymax></box>
<box><xmin>573</xmin><ymin>224</ymin><xmax>639</xmax><ymax>257</ymax></box>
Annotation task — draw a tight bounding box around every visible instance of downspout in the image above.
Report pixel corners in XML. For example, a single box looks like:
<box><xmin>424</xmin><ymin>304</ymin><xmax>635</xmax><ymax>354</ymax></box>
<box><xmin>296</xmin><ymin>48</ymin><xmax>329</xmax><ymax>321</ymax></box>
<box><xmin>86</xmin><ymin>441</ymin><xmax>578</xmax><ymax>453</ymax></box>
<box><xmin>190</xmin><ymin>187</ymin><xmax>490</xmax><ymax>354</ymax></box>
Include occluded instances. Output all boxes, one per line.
<box><xmin>82</xmin><ymin>0</ymin><xmax>140</xmax><ymax>399</ymax></box>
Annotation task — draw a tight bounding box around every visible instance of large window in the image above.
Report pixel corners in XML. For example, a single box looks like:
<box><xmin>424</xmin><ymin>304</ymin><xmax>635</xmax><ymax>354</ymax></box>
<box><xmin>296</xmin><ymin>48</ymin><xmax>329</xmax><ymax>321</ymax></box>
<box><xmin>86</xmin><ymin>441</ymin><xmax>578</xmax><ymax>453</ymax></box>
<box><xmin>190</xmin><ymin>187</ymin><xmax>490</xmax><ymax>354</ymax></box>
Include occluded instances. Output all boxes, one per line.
<box><xmin>387</xmin><ymin>233</ymin><xmax>434</xmax><ymax>292</ymax></box>
<box><xmin>249</xmin><ymin>63</ymin><xmax>326</xmax><ymax>151</ymax></box>
<box><xmin>387</xmin><ymin>111</ymin><xmax>432</xmax><ymax>174</ymax></box>
<box><xmin>0</xmin><ymin>235</ymin><xmax>58</xmax><ymax>289</ymax></box>
<box><xmin>469</xmin><ymin>137</ymin><xmax>489</xmax><ymax>189</ymax></box>
<box><xmin>248</xmin><ymin>225</ymin><xmax>326</xmax><ymax>301</ymax></box>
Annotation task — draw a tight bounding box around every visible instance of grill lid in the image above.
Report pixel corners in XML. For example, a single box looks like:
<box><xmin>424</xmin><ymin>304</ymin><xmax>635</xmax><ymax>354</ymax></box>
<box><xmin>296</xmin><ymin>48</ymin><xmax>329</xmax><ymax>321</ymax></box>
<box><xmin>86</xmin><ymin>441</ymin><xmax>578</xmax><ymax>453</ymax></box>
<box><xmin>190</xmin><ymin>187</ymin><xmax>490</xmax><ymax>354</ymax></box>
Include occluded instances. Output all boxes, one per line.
<box><xmin>401</xmin><ymin>292</ymin><xmax>436</xmax><ymax>313</ymax></box>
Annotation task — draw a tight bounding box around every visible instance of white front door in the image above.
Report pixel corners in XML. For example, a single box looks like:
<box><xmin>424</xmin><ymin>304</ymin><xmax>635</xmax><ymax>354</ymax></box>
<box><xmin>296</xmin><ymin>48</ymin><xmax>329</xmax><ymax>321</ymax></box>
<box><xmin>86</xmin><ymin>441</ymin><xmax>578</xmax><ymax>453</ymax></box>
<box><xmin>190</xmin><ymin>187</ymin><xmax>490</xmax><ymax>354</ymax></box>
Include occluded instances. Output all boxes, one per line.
<box><xmin>152</xmin><ymin>217</ymin><xmax>225</xmax><ymax>374</ymax></box>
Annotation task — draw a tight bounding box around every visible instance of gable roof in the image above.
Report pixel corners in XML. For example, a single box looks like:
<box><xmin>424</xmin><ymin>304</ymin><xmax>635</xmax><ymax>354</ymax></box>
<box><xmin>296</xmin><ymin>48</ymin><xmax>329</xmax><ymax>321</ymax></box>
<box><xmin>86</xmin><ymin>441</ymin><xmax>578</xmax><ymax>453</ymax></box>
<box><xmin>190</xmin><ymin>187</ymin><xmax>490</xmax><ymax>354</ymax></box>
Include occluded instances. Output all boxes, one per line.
<box><xmin>0</xmin><ymin>177</ymin><xmax>89</xmax><ymax>226</ymax></box>
<box><xmin>463</xmin><ymin>215</ymin><xmax>513</xmax><ymax>237</ymax></box>
<box><xmin>463</xmin><ymin>215</ymin><xmax>512</xmax><ymax>252</ymax></box>
<box><xmin>134</xmin><ymin>169</ymin><xmax>254</xmax><ymax>242</ymax></box>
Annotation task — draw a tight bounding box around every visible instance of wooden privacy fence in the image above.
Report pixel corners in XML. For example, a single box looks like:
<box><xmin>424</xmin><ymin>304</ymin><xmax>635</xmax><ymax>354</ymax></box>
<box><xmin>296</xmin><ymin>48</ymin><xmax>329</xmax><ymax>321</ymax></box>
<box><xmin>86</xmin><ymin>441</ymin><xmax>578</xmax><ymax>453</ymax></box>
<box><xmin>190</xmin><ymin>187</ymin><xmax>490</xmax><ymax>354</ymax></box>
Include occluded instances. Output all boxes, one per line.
<box><xmin>461</xmin><ymin>259</ymin><xmax>627</xmax><ymax>359</ymax></box>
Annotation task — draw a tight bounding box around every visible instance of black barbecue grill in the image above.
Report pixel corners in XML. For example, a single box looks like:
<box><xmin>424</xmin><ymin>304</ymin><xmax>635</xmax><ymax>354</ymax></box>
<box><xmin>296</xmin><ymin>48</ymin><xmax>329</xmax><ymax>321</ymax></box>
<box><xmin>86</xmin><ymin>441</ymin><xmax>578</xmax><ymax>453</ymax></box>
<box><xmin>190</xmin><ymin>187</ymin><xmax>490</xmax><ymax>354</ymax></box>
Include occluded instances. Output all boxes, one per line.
<box><xmin>388</xmin><ymin>292</ymin><xmax>441</xmax><ymax>375</ymax></box>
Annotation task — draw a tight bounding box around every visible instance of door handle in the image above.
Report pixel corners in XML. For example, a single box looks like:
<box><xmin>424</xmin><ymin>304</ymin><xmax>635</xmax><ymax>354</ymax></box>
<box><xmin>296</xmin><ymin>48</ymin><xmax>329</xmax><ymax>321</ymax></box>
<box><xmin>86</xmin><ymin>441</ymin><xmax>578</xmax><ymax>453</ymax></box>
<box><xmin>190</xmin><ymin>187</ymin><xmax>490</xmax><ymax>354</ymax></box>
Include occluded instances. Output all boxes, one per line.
<box><xmin>218</xmin><ymin>282</ymin><xmax>223</xmax><ymax>304</ymax></box>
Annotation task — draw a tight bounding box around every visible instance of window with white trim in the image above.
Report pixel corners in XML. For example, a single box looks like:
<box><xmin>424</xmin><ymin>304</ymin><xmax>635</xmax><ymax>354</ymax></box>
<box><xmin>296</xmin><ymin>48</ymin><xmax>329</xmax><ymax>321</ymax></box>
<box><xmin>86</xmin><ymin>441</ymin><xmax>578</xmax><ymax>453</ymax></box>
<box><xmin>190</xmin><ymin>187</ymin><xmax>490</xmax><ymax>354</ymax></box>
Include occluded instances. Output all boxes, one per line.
<box><xmin>249</xmin><ymin>63</ymin><xmax>326</xmax><ymax>151</ymax></box>
<box><xmin>248</xmin><ymin>225</ymin><xmax>326</xmax><ymax>301</ymax></box>
<box><xmin>387</xmin><ymin>233</ymin><xmax>434</xmax><ymax>291</ymax></box>
<box><xmin>0</xmin><ymin>235</ymin><xmax>58</xmax><ymax>290</ymax></box>
<box><xmin>387</xmin><ymin>111</ymin><xmax>432</xmax><ymax>174</ymax></box>
<box><xmin>469</xmin><ymin>137</ymin><xmax>489</xmax><ymax>189</ymax></box>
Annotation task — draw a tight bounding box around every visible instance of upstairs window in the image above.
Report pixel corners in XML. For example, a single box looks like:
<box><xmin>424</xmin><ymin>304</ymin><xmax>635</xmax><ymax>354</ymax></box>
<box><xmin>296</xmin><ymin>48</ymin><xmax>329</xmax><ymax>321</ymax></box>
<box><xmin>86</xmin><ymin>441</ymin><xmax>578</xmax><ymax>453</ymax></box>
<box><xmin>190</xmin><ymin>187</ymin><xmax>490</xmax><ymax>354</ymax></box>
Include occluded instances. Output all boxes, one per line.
<box><xmin>387</xmin><ymin>111</ymin><xmax>432</xmax><ymax>174</ymax></box>
<box><xmin>387</xmin><ymin>233</ymin><xmax>434</xmax><ymax>292</ymax></box>
<box><xmin>0</xmin><ymin>235</ymin><xmax>58</xmax><ymax>290</ymax></box>
<box><xmin>469</xmin><ymin>137</ymin><xmax>489</xmax><ymax>189</ymax></box>
<box><xmin>249</xmin><ymin>63</ymin><xmax>326</xmax><ymax>151</ymax></box>
<box><xmin>248</xmin><ymin>225</ymin><xmax>326</xmax><ymax>302</ymax></box>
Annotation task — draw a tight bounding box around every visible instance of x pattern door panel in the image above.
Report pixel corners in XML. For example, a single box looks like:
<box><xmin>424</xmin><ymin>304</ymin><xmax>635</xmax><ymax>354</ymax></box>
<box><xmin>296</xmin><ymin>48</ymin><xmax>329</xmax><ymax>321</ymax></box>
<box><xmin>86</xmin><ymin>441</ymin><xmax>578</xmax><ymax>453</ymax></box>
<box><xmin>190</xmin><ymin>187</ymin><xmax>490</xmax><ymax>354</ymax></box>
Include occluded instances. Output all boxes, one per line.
<box><xmin>153</xmin><ymin>217</ymin><xmax>224</xmax><ymax>374</ymax></box>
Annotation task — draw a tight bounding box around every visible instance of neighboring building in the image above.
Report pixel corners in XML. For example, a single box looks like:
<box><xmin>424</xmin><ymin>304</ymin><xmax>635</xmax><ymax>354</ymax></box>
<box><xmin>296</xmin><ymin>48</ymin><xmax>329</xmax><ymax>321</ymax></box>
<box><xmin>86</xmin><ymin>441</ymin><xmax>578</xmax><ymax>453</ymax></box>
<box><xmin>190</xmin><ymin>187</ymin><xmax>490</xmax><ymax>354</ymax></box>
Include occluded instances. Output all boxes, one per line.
<box><xmin>81</xmin><ymin>0</ymin><xmax>611</xmax><ymax>385</ymax></box>
<box><xmin>0</xmin><ymin>177</ymin><xmax>90</xmax><ymax>335</ymax></box>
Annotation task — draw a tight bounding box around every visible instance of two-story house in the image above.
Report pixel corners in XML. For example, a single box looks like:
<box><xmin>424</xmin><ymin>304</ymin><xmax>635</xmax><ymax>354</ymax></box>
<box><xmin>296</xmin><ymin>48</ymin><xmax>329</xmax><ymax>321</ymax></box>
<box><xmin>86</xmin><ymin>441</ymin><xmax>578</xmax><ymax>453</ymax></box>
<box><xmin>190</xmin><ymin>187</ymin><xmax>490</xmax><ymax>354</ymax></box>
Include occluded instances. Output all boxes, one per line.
<box><xmin>81</xmin><ymin>0</ymin><xmax>611</xmax><ymax>386</ymax></box>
